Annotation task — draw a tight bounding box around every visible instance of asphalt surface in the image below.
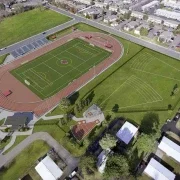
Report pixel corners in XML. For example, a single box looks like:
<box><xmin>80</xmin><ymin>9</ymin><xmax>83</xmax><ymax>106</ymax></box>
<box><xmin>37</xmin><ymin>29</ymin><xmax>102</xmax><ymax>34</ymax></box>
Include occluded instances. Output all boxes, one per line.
<box><xmin>0</xmin><ymin>132</ymin><xmax>79</xmax><ymax>179</ymax></box>
<box><xmin>0</xmin><ymin>19</ymin><xmax>78</xmax><ymax>56</ymax></box>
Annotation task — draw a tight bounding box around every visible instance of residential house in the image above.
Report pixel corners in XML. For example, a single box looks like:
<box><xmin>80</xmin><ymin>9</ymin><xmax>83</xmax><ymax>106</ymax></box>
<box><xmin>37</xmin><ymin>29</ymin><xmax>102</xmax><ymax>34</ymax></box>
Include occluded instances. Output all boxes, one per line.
<box><xmin>104</xmin><ymin>15</ymin><xmax>118</xmax><ymax>23</ymax></box>
<box><xmin>97</xmin><ymin>148</ymin><xmax>111</xmax><ymax>173</ymax></box>
<box><xmin>74</xmin><ymin>0</ymin><xmax>92</xmax><ymax>5</ymax></box>
<box><xmin>144</xmin><ymin>158</ymin><xmax>176</xmax><ymax>180</ymax></box>
<box><xmin>147</xmin><ymin>15</ymin><xmax>163</xmax><ymax>24</ymax></box>
<box><xmin>35</xmin><ymin>156</ymin><xmax>63</xmax><ymax>180</ymax></box>
<box><xmin>119</xmin><ymin>8</ymin><xmax>129</xmax><ymax>15</ymax></box>
<box><xmin>116</xmin><ymin>121</ymin><xmax>138</xmax><ymax>144</ymax></box>
<box><xmin>158</xmin><ymin>136</ymin><xmax>180</xmax><ymax>163</ymax></box>
<box><xmin>95</xmin><ymin>2</ymin><xmax>104</xmax><ymax>8</ymax></box>
<box><xmin>83</xmin><ymin>7</ymin><xmax>102</xmax><ymax>17</ymax></box>
<box><xmin>155</xmin><ymin>9</ymin><xmax>180</xmax><ymax>21</ymax></box>
<box><xmin>131</xmin><ymin>11</ymin><xmax>144</xmax><ymax>19</ymax></box>
<box><xmin>158</xmin><ymin>31</ymin><xmax>175</xmax><ymax>43</ymax></box>
<box><xmin>134</xmin><ymin>24</ymin><xmax>150</xmax><ymax>35</ymax></box>
<box><xmin>164</xmin><ymin>20</ymin><xmax>179</xmax><ymax>29</ymax></box>
<box><xmin>124</xmin><ymin>21</ymin><xmax>139</xmax><ymax>31</ymax></box>
<box><xmin>163</xmin><ymin>0</ymin><xmax>180</xmax><ymax>10</ymax></box>
<box><xmin>111</xmin><ymin>21</ymin><xmax>119</xmax><ymax>27</ymax></box>
<box><xmin>141</xmin><ymin>0</ymin><xmax>159</xmax><ymax>12</ymax></box>
<box><xmin>4</xmin><ymin>115</ymin><xmax>28</xmax><ymax>131</ymax></box>
<box><xmin>109</xmin><ymin>5</ymin><xmax>118</xmax><ymax>12</ymax></box>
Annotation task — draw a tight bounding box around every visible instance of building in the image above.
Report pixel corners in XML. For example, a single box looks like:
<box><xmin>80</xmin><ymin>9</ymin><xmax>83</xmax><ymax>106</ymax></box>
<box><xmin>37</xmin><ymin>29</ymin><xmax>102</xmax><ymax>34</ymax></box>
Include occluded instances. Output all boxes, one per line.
<box><xmin>147</xmin><ymin>15</ymin><xmax>163</xmax><ymax>24</ymax></box>
<box><xmin>134</xmin><ymin>24</ymin><xmax>150</xmax><ymax>35</ymax></box>
<box><xmin>35</xmin><ymin>156</ymin><xmax>63</xmax><ymax>180</ymax></box>
<box><xmin>97</xmin><ymin>148</ymin><xmax>111</xmax><ymax>173</ymax></box>
<box><xmin>104</xmin><ymin>15</ymin><xmax>118</xmax><ymax>23</ymax></box>
<box><xmin>95</xmin><ymin>2</ymin><xmax>104</xmax><ymax>8</ymax></box>
<box><xmin>74</xmin><ymin>0</ymin><xmax>92</xmax><ymax>5</ymax></box>
<box><xmin>164</xmin><ymin>20</ymin><xmax>179</xmax><ymax>29</ymax></box>
<box><xmin>142</xmin><ymin>0</ymin><xmax>159</xmax><ymax>12</ymax></box>
<box><xmin>116</xmin><ymin>121</ymin><xmax>138</xmax><ymax>144</ymax></box>
<box><xmin>158</xmin><ymin>136</ymin><xmax>180</xmax><ymax>163</ymax></box>
<box><xmin>131</xmin><ymin>11</ymin><xmax>144</xmax><ymax>19</ymax></box>
<box><xmin>158</xmin><ymin>31</ymin><xmax>175</xmax><ymax>43</ymax></box>
<box><xmin>144</xmin><ymin>158</ymin><xmax>176</xmax><ymax>180</ymax></box>
<box><xmin>109</xmin><ymin>5</ymin><xmax>118</xmax><ymax>12</ymax></box>
<box><xmin>124</xmin><ymin>21</ymin><xmax>139</xmax><ymax>31</ymax></box>
<box><xmin>4</xmin><ymin>115</ymin><xmax>28</xmax><ymax>131</ymax></box>
<box><xmin>83</xmin><ymin>7</ymin><xmax>102</xmax><ymax>17</ymax></box>
<box><xmin>119</xmin><ymin>9</ymin><xmax>129</xmax><ymax>15</ymax></box>
<box><xmin>111</xmin><ymin>21</ymin><xmax>119</xmax><ymax>27</ymax></box>
<box><xmin>155</xmin><ymin>9</ymin><xmax>180</xmax><ymax>21</ymax></box>
<box><xmin>162</xmin><ymin>0</ymin><xmax>180</xmax><ymax>10</ymax></box>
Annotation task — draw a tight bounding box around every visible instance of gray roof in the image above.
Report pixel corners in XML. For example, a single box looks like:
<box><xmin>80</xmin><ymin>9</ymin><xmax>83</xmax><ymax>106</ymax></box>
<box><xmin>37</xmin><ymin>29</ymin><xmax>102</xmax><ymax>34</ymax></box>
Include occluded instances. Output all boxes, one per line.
<box><xmin>4</xmin><ymin>116</ymin><xmax>28</xmax><ymax>130</ymax></box>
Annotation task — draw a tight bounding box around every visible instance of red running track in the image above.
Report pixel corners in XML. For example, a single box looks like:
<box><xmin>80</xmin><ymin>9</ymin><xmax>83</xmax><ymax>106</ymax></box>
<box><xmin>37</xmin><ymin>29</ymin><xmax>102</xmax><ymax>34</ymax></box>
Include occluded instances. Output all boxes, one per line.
<box><xmin>0</xmin><ymin>31</ymin><xmax>123</xmax><ymax>117</ymax></box>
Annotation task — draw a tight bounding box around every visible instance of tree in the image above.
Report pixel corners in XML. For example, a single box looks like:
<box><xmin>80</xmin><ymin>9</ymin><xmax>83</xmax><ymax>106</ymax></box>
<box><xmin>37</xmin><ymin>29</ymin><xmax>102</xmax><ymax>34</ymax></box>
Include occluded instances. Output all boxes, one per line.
<box><xmin>104</xmin><ymin>154</ymin><xmax>130</xmax><ymax>179</ymax></box>
<box><xmin>123</xmin><ymin>12</ymin><xmax>131</xmax><ymax>19</ymax></box>
<box><xmin>112</xmin><ymin>104</ymin><xmax>119</xmax><ymax>112</ymax></box>
<box><xmin>140</xmin><ymin>27</ymin><xmax>149</xmax><ymax>36</ymax></box>
<box><xmin>99</xmin><ymin>134</ymin><xmax>117</xmax><ymax>150</ymax></box>
<box><xmin>59</xmin><ymin>97</ymin><xmax>70</xmax><ymax>112</ymax></box>
<box><xmin>13</xmin><ymin>4</ymin><xmax>24</xmax><ymax>14</ymax></box>
<box><xmin>0</xmin><ymin>3</ymin><xmax>5</xmax><ymax>10</ymax></box>
<box><xmin>131</xmin><ymin>16</ymin><xmax>136</xmax><ymax>21</ymax></box>
<box><xmin>149</xmin><ymin>22</ymin><xmax>154</xmax><ymax>28</ymax></box>
<box><xmin>143</xmin><ymin>14</ymin><xmax>148</xmax><ymax>20</ymax></box>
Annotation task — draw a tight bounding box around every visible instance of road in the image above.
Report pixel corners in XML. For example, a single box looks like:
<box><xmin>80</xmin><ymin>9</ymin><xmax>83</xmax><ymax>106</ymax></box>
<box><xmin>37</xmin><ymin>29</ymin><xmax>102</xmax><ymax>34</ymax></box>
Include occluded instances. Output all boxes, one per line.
<box><xmin>0</xmin><ymin>19</ymin><xmax>78</xmax><ymax>56</ymax></box>
<box><xmin>49</xmin><ymin>5</ymin><xmax>180</xmax><ymax>60</ymax></box>
<box><xmin>0</xmin><ymin>132</ymin><xmax>79</xmax><ymax>180</ymax></box>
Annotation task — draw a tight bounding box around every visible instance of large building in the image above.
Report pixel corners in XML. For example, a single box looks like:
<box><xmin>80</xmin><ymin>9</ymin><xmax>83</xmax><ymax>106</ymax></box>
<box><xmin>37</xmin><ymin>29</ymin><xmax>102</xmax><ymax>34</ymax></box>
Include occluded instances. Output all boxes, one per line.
<box><xmin>142</xmin><ymin>1</ymin><xmax>159</xmax><ymax>12</ymax></box>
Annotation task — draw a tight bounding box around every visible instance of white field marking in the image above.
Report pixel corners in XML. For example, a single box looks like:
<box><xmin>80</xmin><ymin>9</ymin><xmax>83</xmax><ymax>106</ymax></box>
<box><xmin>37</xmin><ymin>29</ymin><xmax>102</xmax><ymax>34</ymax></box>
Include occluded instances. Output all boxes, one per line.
<box><xmin>65</xmin><ymin>50</ymin><xmax>86</xmax><ymax>62</ymax></box>
<box><xmin>69</xmin><ymin>63</ymin><xmax>83</xmax><ymax>73</ymax></box>
<box><xmin>127</xmin><ymin>76</ymin><xmax>162</xmax><ymax>102</ymax></box>
<box><xmin>73</xmin><ymin>43</ymin><xmax>94</xmax><ymax>56</ymax></box>
<box><xmin>131</xmin><ymin>76</ymin><xmax>163</xmax><ymax>100</ymax></box>
<box><xmin>45</xmin><ymin>51</ymin><xmax>110</xmax><ymax>97</ymax></box>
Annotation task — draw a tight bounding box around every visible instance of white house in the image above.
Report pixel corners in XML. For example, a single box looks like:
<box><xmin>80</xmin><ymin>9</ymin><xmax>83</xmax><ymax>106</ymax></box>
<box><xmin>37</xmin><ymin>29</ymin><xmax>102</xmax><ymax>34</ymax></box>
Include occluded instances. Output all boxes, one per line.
<box><xmin>109</xmin><ymin>5</ymin><xmax>118</xmax><ymax>12</ymax></box>
<box><xmin>116</xmin><ymin>121</ymin><xmax>138</xmax><ymax>144</ymax></box>
<box><xmin>83</xmin><ymin>7</ymin><xmax>102</xmax><ymax>16</ymax></box>
<box><xmin>74</xmin><ymin>0</ymin><xmax>92</xmax><ymax>5</ymax></box>
<box><xmin>97</xmin><ymin>148</ymin><xmax>111</xmax><ymax>173</ymax></box>
<box><xmin>144</xmin><ymin>158</ymin><xmax>176</xmax><ymax>180</ymax></box>
<box><xmin>95</xmin><ymin>2</ymin><xmax>104</xmax><ymax>8</ymax></box>
<box><xmin>155</xmin><ymin>9</ymin><xmax>180</xmax><ymax>21</ymax></box>
<box><xmin>119</xmin><ymin>9</ymin><xmax>129</xmax><ymax>15</ymax></box>
<box><xmin>142</xmin><ymin>1</ymin><xmax>159</xmax><ymax>12</ymax></box>
<box><xmin>104</xmin><ymin>15</ymin><xmax>118</xmax><ymax>23</ymax></box>
<box><xmin>134</xmin><ymin>24</ymin><xmax>149</xmax><ymax>35</ymax></box>
<box><xmin>124</xmin><ymin>21</ymin><xmax>139</xmax><ymax>31</ymax></box>
<box><xmin>164</xmin><ymin>20</ymin><xmax>179</xmax><ymax>29</ymax></box>
<box><xmin>111</xmin><ymin>21</ymin><xmax>119</xmax><ymax>27</ymax></box>
<box><xmin>158</xmin><ymin>136</ymin><xmax>180</xmax><ymax>163</ymax></box>
<box><xmin>35</xmin><ymin>156</ymin><xmax>63</xmax><ymax>180</ymax></box>
<box><xmin>147</xmin><ymin>15</ymin><xmax>163</xmax><ymax>24</ymax></box>
<box><xmin>131</xmin><ymin>11</ymin><xmax>144</xmax><ymax>19</ymax></box>
<box><xmin>158</xmin><ymin>31</ymin><xmax>175</xmax><ymax>43</ymax></box>
<box><xmin>162</xmin><ymin>0</ymin><xmax>180</xmax><ymax>10</ymax></box>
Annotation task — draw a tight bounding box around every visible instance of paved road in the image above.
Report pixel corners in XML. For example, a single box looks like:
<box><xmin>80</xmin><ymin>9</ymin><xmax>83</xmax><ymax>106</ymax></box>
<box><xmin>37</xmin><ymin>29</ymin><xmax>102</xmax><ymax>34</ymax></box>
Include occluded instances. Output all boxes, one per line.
<box><xmin>49</xmin><ymin>5</ymin><xmax>180</xmax><ymax>60</ymax></box>
<box><xmin>0</xmin><ymin>132</ymin><xmax>79</xmax><ymax>180</ymax></box>
<box><xmin>0</xmin><ymin>19</ymin><xmax>78</xmax><ymax>56</ymax></box>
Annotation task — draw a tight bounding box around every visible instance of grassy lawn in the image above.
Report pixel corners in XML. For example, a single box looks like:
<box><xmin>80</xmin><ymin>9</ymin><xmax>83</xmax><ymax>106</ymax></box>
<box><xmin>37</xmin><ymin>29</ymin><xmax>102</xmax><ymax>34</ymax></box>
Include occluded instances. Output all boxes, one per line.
<box><xmin>0</xmin><ymin>140</ymin><xmax>49</xmax><ymax>180</ymax></box>
<box><xmin>11</xmin><ymin>38</ymin><xmax>111</xmax><ymax>99</ymax></box>
<box><xmin>0</xmin><ymin>54</ymin><xmax>8</xmax><ymax>65</ymax></box>
<box><xmin>0</xmin><ymin>118</ymin><xmax>5</xmax><ymax>126</ymax></box>
<box><xmin>0</xmin><ymin>8</ymin><xmax>71</xmax><ymax>48</ymax></box>
<box><xmin>0</xmin><ymin>137</ymin><xmax>11</xmax><ymax>150</ymax></box>
<box><xmin>4</xmin><ymin>135</ymin><xmax>28</xmax><ymax>154</ymax></box>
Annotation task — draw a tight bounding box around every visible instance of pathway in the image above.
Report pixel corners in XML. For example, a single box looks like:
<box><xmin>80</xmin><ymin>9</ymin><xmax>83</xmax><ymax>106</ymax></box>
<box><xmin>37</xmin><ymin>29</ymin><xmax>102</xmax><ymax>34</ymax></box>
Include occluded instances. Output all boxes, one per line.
<box><xmin>0</xmin><ymin>132</ymin><xmax>79</xmax><ymax>180</ymax></box>
<box><xmin>42</xmin><ymin>114</ymin><xmax>64</xmax><ymax>120</ymax></box>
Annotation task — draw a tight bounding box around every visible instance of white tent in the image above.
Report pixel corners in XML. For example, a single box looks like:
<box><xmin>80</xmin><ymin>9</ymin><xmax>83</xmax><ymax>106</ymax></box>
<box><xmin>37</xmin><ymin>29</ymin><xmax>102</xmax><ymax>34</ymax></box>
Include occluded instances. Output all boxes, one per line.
<box><xmin>144</xmin><ymin>158</ymin><xmax>175</xmax><ymax>180</ymax></box>
<box><xmin>35</xmin><ymin>156</ymin><xmax>63</xmax><ymax>180</ymax></box>
<box><xmin>158</xmin><ymin>136</ymin><xmax>180</xmax><ymax>163</ymax></box>
<box><xmin>116</xmin><ymin>121</ymin><xmax>138</xmax><ymax>144</ymax></box>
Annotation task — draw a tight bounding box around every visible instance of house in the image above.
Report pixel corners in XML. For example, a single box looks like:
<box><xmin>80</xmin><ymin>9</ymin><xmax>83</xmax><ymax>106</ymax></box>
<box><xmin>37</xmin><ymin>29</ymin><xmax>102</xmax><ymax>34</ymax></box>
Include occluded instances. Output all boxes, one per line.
<box><xmin>124</xmin><ymin>21</ymin><xmax>139</xmax><ymax>31</ymax></box>
<box><xmin>163</xmin><ymin>0</ymin><xmax>180</xmax><ymax>10</ymax></box>
<box><xmin>147</xmin><ymin>15</ymin><xmax>163</xmax><ymax>24</ymax></box>
<box><xmin>109</xmin><ymin>5</ymin><xmax>118</xmax><ymax>12</ymax></box>
<box><xmin>144</xmin><ymin>158</ymin><xmax>176</xmax><ymax>180</ymax></box>
<box><xmin>104</xmin><ymin>15</ymin><xmax>118</xmax><ymax>23</ymax></box>
<box><xmin>134</xmin><ymin>24</ymin><xmax>150</xmax><ymax>35</ymax></box>
<box><xmin>111</xmin><ymin>21</ymin><xmax>119</xmax><ymax>27</ymax></box>
<box><xmin>158</xmin><ymin>31</ymin><xmax>175</xmax><ymax>43</ymax></box>
<box><xmin>116</xmin><ymin>121</ymin><xmax>138</xmax><ymax>144</ymax></box>
<box><xmin>164</xmin><ymin>20</ymin><xmax>179</xmax><ymax>29</ymax></box>
<box><xmin>141</xmin><ymin>0</ymin><xmax>159</xmax><ymax>12</ymax></box>
<box><xmin>97</xmin><ymin>148</ymin><xmax>111</xmax><ymax>173</ymax></box>
<box><xmin>74</xmin><ymin>0</ymin><xmax>92</xmax><ymax>5</ymax></box>
<box><xmin>119</xmin><ymin>9</ymin><xmax>129</xmax><ymax>15</ymax></box>
<box><xmin>35</xmin><ymin>156</ymin><xmax>63</xmax><ymax>180</ymax></box>
<box><xmin>95</xmin><ymin>2</ymin><xmax>104</xmax><ymax>8</ymax></box>
<box><xmin>131</xmin><ymin>11</ymin><xmax>144</xmax><ymax>19</ymax></box>
<box><xmin>155</xmin><ymin>9</ymin><xmax>180</xmax><ymax>21</ymax></box>
<box><xmin>158</xmin><ymin>136</ymin><xmax>180</xmax><ymax>163</ymax></box>
<box><xmin>4</xmin><ymin>115</ymin><xmax>28</xmax><ymax>131</ymax></box>
<box><xmin>83</xmin><ymin>7</ymin><xmax>102</xmax><ymax>17</ymax></box>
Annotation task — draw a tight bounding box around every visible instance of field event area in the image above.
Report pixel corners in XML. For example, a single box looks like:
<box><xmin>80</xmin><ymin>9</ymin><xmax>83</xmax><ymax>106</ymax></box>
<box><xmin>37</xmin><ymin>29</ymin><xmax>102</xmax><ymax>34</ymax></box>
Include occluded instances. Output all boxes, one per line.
<box><xmin>11</xmin><ymin>38</ymin><xmax>111</xmax><ymax>99</ymax></box>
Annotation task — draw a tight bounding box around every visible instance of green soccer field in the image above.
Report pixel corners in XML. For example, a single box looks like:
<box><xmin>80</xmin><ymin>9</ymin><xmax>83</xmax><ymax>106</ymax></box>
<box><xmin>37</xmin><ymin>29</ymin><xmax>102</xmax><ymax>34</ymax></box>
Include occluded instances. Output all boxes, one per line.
<box><xmin>11</xmin><ymin>38</ymin><xmax>111</xmax><ymax>99</ymax></box>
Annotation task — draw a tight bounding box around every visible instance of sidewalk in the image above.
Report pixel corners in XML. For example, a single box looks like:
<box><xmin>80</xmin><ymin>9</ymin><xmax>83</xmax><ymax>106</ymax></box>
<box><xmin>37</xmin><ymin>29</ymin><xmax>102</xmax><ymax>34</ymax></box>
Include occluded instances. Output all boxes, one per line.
<box><xmin>42</xmin><ymin>114</ymin><xmax>64</xmax><ymax>120</ymax></box>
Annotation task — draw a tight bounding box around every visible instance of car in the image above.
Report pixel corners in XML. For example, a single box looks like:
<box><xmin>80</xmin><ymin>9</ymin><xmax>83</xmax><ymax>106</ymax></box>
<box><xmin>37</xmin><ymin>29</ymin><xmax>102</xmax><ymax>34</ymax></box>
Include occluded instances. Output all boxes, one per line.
<box><xmin>0</xmin><ymin>47</ymin><xmax>7</xmax><ymax>51</ymax></box>
<box><xmin>69</xmin><ymin>167</ymin><xmax>78</xmax><ymax>178</ymax></box>
<box><xmin>42</xmin><ymin>32</ymin><xmax>46</xmax><ymax>35</ymax></box>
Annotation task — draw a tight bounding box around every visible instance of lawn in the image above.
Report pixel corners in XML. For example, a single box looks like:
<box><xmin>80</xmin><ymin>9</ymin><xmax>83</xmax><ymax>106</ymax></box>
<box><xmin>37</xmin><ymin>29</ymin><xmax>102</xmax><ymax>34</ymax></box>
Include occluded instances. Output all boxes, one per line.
<box><xmin>0</xmin><ymin>140</ymin><xmax>49</xmax><ymax>180</ymax></box>
<box><xmin>11</xmin><ymin>38</ymin><xmax>111</xmax><ymax>99</ymax></box>
<box><xmin>0</xmin><ymin>8</ymin><xmax>71</xmax><ymax>48</ymax></box>
<box><xmin>0</xmin><ymin>54</ymin><xmax>8</xmax><ymax>65</ymax></box>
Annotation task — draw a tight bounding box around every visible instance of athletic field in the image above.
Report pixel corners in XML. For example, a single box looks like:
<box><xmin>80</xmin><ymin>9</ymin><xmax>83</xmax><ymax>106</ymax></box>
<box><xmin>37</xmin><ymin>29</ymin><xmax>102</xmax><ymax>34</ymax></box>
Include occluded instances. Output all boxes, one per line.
<box><xmin>11</xmin><ymin>38</ymin><xmax>111</xmax><ymax>99</ymax></box>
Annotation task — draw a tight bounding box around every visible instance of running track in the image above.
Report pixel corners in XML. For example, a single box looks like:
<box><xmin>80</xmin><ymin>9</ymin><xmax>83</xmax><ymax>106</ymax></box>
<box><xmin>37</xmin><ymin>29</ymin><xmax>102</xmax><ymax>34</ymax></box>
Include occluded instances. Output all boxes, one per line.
<box><xmin>0</xmin><ymin>31</ymin><xmax>123</xmax><ymax>117</ymax></box>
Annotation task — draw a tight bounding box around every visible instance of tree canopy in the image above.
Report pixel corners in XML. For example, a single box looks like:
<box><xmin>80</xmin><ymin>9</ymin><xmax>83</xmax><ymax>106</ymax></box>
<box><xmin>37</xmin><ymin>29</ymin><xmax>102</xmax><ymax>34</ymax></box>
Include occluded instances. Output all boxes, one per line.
<box><xmin>104</xmin><ymin>154</ymin><xmax>130</xmax><ymax>178</ymax></box>
<box><xmin>99</xmin><ymin>134</ymin><xmax>117</xmax><ymax>150</ymax></box>
<box><xmin>140</xmin><ymin>27</ymin><xmax>149</xmax><ymax>36</ymax></box>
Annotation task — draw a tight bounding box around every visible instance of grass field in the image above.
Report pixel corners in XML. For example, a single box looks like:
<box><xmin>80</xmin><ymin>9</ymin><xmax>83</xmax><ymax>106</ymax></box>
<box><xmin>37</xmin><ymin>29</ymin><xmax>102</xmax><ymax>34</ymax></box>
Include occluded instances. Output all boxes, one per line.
<box><xmin>11</xmin><ymin>38</ymin><xmax>111</xmax><ymax>99</ymax></box>
<box><xmin>0</xmin><ymin>140</ymin><xmax>49</xmax><ymax>180</ymax></box>
<box><xmin>0</xmin><ymin>8</ymin><xmax>71</xmax><ymax>48</ymax></box>
<box><xmin>0</xmin><ymin>54</ymin><xmax>8</xmax><ymax>65</ymax></box>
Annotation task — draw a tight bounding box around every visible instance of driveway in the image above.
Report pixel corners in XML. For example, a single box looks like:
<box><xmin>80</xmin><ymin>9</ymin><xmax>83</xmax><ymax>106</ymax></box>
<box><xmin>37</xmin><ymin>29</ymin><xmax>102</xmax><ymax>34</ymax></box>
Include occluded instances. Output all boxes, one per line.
<box><xmin>0</xmin><ymin>132</ymin><xmax>79</xmax><ymax>180</ymax></box>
